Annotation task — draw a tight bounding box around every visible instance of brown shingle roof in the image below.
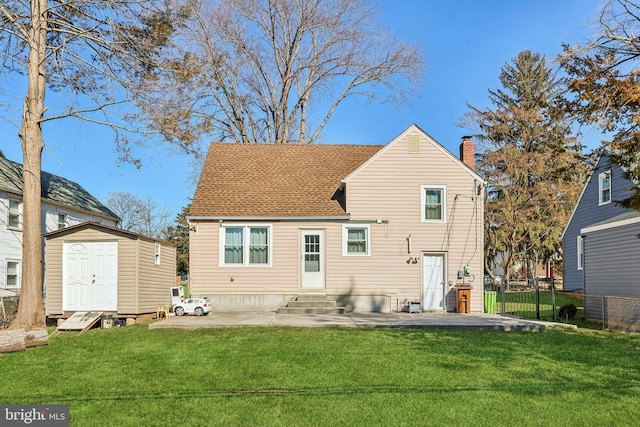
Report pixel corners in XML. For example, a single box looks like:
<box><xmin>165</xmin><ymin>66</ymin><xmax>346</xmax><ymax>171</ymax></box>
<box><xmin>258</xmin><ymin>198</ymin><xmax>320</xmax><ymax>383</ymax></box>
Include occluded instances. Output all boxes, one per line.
<box><xmin>191</xmin><ymin>143</ymin><xmax>384</xmax><ymax>217</ymax></box>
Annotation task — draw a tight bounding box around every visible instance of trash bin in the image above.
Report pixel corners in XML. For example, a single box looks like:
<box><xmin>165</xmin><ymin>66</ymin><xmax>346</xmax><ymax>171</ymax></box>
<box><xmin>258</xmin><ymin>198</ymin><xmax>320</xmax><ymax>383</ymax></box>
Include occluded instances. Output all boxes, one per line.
<box><xmin>484</xmin><ymin>291</ymin><xmax>496</xmax><ymax>314</ymax></box>
<box><xmin>456</xmin><ymin>286</ymin><xmax>472</xmax><ymax>313</ymax></box>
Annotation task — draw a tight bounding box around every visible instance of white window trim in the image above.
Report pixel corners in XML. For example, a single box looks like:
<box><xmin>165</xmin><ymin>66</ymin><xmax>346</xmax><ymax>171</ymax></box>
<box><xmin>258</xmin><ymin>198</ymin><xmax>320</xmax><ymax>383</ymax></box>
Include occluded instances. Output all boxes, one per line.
<box><xmin>598</xmin><ymin>170</ymin><xmax>611</xmax><ymax>206</ymax></box>
<box><xmin>8</xmin><ymin>198</ymin><xmax>23</xmax><ymax>231</ymax></box>
<box><xmin>6</xmin><ymin>260</ymin><xmax>21</xmax><ymax>289</ymax></box>
<box><xmin>577</xmin><ymin>235</ymin><xmax>584</xmax><ymax>271</ymax></box>
<box><xmin>420</xmin><ymin>184</ymin><xmax>447</xmax><ymax>223</ymax></box>
<box><xmin>154</xmin><ymin>242</ymin><xmax>161</xmax><ymax>265</ymax></box>
<box><xmin>342</xmin><ymin>223</ymin><xmax>372</xmax><ymax>256</ymax></box>
<box><xmin>219</xmin><ymin>223</ymin><xmax>273</xmax><ymax>267</ymax></box>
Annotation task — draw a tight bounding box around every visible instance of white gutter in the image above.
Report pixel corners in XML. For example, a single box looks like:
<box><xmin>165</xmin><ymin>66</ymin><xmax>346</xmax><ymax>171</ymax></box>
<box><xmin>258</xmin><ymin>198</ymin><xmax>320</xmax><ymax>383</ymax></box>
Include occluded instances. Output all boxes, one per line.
<box><xmin>187</xmin><ymin>215</ymin><xmax>351</xmax><ymax>221</ymax></box>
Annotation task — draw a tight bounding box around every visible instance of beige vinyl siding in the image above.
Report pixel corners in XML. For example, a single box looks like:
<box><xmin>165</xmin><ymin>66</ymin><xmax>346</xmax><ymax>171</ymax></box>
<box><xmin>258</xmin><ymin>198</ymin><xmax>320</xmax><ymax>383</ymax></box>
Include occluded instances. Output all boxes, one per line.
<box><xmin>190</xmin><ymin>126</ymin><xmax>484</xmax><ymax>312</ymax></box>
<box><xmin>342</xmin><ymin>130</ymin><xmax>484</xmax><ymax>312</ymax></box>
<box><xmin>44</xmin><ymin>225</ymin><xmax>176</xmax><ymax>317</ymax></box>
<box><xmin>190</xmin><ymin>222</ymin><xmax>301</xmax><ymax>297</ymax></box>
<box><xmin>115</xmin><ymin>238</ymin><xmax>137</xmax><ymax>314</ymax></box>
<box><xmin>44</xmin><ymin>237</ymin><xmax>64</xmax><ymax>315</ymax></box>
<box><xmin>133</xmin><ymin>239</ymin><xmax>176</xmax><ymax>314</ymax></box>
<box><xmin>191</xmin><ymin>216</ymin><xmax>482</xmax><ymax>311</ymax></box>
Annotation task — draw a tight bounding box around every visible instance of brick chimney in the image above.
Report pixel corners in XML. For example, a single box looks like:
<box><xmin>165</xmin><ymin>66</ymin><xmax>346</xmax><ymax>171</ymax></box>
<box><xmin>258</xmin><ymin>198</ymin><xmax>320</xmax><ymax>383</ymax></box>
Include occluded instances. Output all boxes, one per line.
<box><xmin>459</xmin><ymin>136</ymin><xmax>475</xmax><ymax>170</ymax></box>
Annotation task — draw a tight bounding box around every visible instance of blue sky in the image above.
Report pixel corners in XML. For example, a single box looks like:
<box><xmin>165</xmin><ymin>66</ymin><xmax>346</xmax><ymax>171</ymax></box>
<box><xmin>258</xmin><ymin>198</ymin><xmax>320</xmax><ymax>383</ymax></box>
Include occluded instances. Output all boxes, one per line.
<box><xmin>0</xmin><ymin>0</ymin><xmax>605</xmax><ymax>219</ymax></box>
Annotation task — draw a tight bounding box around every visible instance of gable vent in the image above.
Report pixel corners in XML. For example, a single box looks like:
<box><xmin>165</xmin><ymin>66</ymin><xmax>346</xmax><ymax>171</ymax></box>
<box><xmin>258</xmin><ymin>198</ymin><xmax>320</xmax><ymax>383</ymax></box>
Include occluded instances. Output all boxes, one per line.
<box><xmin>408</xmin><ymin>135</ymin><xmax>420</xmax><ymax>153</ymax></box>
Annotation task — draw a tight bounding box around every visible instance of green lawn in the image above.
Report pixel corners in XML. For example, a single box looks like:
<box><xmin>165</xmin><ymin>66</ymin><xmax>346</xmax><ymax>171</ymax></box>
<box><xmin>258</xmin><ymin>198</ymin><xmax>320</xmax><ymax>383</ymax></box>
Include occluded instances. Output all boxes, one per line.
<box><xmin>1</xmin><ymin>324</ymin><xmax>639</xmax><ymax>426</ymax></box>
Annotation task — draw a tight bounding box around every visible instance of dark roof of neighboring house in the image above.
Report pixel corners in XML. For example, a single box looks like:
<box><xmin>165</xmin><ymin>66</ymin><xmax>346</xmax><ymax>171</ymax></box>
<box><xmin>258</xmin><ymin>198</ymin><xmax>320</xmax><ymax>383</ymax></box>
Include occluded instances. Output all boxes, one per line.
<box><xmin>191</xmin><ymin>143</ymin><xmax>384</xmax><ymax>218</ymax></box>
<box><xmin>0</xmin><ymin>153</ymin><xmax>119</xmax><ymax>221</ymax></box>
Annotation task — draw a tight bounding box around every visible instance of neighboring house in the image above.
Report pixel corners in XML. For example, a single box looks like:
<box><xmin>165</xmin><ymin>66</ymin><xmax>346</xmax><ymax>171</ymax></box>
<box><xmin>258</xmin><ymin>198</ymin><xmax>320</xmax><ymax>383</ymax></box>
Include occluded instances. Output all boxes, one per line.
<box><xmin>188</xmin><ymin>124</ymin><xmax>485</xmax><ymax>313</ymax></box>
<box><xmin>0</xmin><ymin>151</ymin><xmax>119</xmax><ymax>297</ymax></box>
<box><xmin>44</xmin><ymin>222</ymin><xmax>176</xmax><ymax>321</ymax></box>
<box><xmin>562</xmin><ymin>151</ymin><xmax>639</xmax><ymax>317</ymax></box>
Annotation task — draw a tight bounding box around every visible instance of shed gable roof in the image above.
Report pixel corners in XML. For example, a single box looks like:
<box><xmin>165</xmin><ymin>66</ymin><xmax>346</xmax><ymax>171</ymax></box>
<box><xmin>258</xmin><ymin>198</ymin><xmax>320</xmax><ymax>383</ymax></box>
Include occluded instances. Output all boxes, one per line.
<box><xmin>43</xmin><ymin>221</ymin><xmax>172</xmax><ymax>244</ymax></box>
<box><xmin>191</xmin><ymin>143</ymin><xmax>383</xmax><ymax>218</ymax></box>
<box><xmin>0</xmin><ymin>155</ymin><xmax>119</xmax><ymax>221</ymax></box>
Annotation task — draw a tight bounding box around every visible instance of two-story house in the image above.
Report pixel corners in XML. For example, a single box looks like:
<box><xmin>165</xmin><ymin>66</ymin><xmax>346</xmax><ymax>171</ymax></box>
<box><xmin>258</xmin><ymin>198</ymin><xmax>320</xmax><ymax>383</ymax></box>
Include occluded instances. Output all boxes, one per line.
<box><xmin>0</xmin><ymin>150</ymin><xmax>119</xmax><ymax>297</ymax></box>
<box><xmin>188</xmin><ymin>125</ymin><xmax>485</xmax><ymax>313</ymax></box>
<box><xmin>562</xmin><ymin>150</ymin><xmax>639</xmax><ymax>319</ymax></box>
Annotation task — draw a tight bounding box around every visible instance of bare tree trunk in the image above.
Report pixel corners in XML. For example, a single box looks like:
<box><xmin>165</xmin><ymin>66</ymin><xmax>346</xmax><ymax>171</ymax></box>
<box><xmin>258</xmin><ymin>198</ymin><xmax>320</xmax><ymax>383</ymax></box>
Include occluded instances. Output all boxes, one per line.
<box><xmin>11</xmin><ymin>0</ymin><xmax>48</xmax><ymax>331</ymax></box>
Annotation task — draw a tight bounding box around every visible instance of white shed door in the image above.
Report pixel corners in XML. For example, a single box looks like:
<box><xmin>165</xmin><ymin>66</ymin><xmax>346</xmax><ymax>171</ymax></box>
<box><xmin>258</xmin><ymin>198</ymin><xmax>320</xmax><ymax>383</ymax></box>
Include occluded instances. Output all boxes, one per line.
<box><xmin>63</xmin><ymin>242</ymin><xmax>118</xmax><ymax>311</ymax></box>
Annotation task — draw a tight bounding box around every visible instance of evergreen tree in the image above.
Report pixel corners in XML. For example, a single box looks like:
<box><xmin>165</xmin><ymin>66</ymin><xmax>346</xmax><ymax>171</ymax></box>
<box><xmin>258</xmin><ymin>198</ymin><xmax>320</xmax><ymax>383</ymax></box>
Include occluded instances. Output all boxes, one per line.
<box><xmin>167</xmin><ymin>204</ymin><xmax>190</xmax><ymax>276</ymax></box>
<box><xmin>468</xmin><ymin>51</ymin><xmax>587</xmax><ymax>282</ymax></box>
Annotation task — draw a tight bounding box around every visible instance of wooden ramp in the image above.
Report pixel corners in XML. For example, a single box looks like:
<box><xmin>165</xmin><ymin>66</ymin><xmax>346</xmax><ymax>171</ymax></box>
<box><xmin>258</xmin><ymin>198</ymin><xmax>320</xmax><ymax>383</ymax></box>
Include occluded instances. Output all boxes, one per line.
<box><xmin>55</xmin><ymin>312</ymin><xmax>103</xmax><ymax>335</ymax></box>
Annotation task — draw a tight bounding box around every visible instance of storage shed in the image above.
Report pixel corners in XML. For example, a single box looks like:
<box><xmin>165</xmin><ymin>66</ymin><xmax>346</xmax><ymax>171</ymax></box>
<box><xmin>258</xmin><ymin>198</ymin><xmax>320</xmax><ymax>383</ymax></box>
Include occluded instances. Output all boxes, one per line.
<box><xmin>44</xmin><ymin>222</ymin><xmax>176</xmax><ymax>321</ymax></box>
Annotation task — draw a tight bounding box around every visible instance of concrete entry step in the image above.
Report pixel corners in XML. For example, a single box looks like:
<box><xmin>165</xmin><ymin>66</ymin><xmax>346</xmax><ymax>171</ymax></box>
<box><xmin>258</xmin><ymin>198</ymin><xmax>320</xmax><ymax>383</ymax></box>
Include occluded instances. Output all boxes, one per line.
<box><xmin>285</xmin><ymin>300</ymin><xmax>337</xmax><ymax>309</ymax></box>
<box><xmin>277</xmin><ymin>294</ymin><xmax>346</xmax><ymax>315</ymax></box>
<box><xmin>295</xmin><ymin>294</ymin><xmax>332</xmax><ymax>302</ymax></box>
<box><xmin>277</xmin><ymin>307</ymin><xmax>346</xmax><ymax>315</ymax></box>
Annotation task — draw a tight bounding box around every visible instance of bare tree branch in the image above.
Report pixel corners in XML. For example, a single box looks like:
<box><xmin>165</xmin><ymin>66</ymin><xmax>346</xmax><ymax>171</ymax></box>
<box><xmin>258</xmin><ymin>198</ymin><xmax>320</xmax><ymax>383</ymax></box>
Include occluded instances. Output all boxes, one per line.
<box><xmin>138</xmin><ymin>0</ymin><xmax>425</xmax><ymax>145</ymax></box>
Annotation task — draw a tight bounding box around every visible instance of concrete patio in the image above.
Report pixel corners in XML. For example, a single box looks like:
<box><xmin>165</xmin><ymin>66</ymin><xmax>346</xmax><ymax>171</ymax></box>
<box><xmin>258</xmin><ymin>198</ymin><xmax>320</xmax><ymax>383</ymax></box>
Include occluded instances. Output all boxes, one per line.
<box><xmin>148</xmin><ymin>311</ymin><xmax>577</xmax><ymax>332</ymax></box>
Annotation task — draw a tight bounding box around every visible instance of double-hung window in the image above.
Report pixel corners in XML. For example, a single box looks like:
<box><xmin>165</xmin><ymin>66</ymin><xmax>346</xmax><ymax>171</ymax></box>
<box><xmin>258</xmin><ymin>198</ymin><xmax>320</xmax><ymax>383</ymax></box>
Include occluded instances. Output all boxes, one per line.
<box><xmin>6</xmin><ymin>261</ymin><xmax>20</xmax><ymax>288</ymax></box>
<box><xmin>599</xmin><ymin>171</ymin><xmax>611</xmax><ymax>205</ymax></box>
<box><xmin>57</xmin><ymin>214</ymin><xmax>67</xmax><ymax>230</ymax></box>
<box><xmin>221</xmin><ymin>224</ymin><xmax>272</xmax><ymax>266</ymax></box>
<box><xmin>342</xmin><ymin>224</ymin><xmax>371</xmax><ymax>256</ymax></box>
<box><xmin>421</xmin><ymin>185</ymin><xmax>447</xmax><ymax>222</ymax></box>
<box><xmin>8</xmin><ymin>199</ymin><xmax>22</xmax><ymax>230</ymax></box>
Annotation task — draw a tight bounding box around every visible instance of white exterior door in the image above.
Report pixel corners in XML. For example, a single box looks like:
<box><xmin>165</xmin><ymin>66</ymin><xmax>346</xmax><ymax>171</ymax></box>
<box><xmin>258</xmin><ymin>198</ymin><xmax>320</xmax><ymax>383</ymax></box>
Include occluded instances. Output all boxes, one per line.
<box><xmin>423</xmin><ymin>254</ymin><xmax>445</xmax><ymax>310</ymax></box>
<box><xmin>92</xmin><ymin>242</ymin><xmax>118</xmax><ymax>310</ymax></box>
<box><xmin>301</xmin><ymin>230</ymin><xmax>325</xmax><ymax>289</ymax></box>
<box><xmin>63</xmin><ymin>243</ymin><xmax>91</xmax><ymax>311</ymax></box>
<box><xmin>63</xmin><ymin>241</ymin><xmax>118</xmax><ymax>311</ymax></box>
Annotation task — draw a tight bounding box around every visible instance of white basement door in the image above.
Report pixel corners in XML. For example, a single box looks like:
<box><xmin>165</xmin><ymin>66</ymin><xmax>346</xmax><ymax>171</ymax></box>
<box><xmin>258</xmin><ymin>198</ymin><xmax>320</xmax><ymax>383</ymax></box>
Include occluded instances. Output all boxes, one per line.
<box><xmin>63</xmin><ymin>241</ymin><xmax>118</xmax><ymax>312</ymax></box>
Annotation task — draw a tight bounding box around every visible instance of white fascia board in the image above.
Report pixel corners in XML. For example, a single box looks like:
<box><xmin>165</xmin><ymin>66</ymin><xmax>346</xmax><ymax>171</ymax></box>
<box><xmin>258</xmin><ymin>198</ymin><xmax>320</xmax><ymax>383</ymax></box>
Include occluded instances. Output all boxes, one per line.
<box><xmin>581</xmin><ymin>216</ymin><xmax>640</xmax><ymax>234</ymax></box>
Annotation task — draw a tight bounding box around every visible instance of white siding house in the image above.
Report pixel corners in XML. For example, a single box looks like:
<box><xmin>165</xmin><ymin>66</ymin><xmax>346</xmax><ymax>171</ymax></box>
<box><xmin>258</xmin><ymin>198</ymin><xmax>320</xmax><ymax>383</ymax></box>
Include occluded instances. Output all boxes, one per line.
<box><xmin>0</xmin><ymin>151</ymin><xmax>119</xmax><ymax>297</ymax></box>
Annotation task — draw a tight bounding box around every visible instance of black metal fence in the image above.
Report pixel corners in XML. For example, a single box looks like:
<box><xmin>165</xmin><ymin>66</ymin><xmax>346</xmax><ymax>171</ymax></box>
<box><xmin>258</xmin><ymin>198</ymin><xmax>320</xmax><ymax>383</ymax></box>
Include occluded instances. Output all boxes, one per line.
<box><xmin>484</xmin><ymin>278</ymin><xmax>582</xmax><ymax>322</ymax></box>
<box><xmin>484</xmin><ymin>278</ymin><xmax>640</xmax><ymax>333</ymax></box>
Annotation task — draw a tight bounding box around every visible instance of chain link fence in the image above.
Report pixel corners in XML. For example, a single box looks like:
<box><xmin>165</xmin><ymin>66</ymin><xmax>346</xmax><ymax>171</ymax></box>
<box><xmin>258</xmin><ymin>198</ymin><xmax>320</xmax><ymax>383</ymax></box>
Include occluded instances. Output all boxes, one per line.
<box><xmin>583</xmin><ymin>294</ymin><xmax>640</xmax><ymax>334</ymax></box>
